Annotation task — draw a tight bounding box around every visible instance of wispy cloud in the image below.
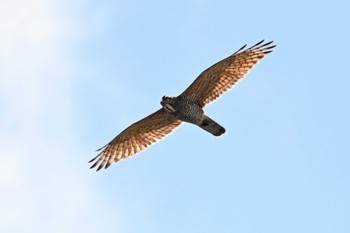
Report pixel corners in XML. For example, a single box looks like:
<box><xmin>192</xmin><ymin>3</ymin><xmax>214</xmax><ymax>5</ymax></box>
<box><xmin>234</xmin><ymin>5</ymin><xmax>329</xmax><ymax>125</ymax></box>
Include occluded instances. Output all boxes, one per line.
<box><xmin>0</xmin><ymin>1</ymin><xmax>120</xmax><ymax>232</ymax></box>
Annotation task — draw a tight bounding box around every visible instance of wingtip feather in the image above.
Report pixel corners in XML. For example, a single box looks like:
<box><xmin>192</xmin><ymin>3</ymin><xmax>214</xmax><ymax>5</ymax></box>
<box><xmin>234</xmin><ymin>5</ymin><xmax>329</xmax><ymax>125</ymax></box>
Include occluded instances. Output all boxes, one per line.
<box><xmin>96</xmin><ymin>144</ymin><xmax>108</xmax><ymax>152</ymax></box>
<box><xmin>234</xmin><ymin>44</ymin><xmax>247</xmax><ymax>54</ymax></box>
<box><xmin>88</xmin><ymin>154</ymin><xmax>100</xmax><ymax>163</ymax></box>
<box><xmin>235</xmin><ymin>40</ymin><xmax>276</xmax><ymax>55</ymax></box>
<box><xmin>89</xmin><ymin>162</ymin><xmax>98</xmax><ymax>169</ymax></box>
<box><xmin>97</xmin><ymin>163</ymin><xmax>104</xmax><ymax>171</ymax></box>
<box><xmin>248</xmin><ymin>40</ymin><xmax>265</xmax><ymax>50</ymax></box>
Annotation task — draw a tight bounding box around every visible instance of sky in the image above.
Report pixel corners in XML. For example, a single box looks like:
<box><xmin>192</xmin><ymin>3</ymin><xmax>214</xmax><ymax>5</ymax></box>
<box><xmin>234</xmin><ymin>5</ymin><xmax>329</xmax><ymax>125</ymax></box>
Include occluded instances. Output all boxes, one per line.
<box><xmin>1</xmin><ymin>0</ymin><xmax>349</xmax><ymax>232</ymax></box>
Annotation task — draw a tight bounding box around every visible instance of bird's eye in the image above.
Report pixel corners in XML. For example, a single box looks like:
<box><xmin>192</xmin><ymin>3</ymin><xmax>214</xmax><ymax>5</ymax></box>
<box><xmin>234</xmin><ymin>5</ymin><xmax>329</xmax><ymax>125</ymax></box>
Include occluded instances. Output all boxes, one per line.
<box><xmin>162</xmin><ymin>96</ymin><xmax>166</xmax><ymax>101</ymax></box>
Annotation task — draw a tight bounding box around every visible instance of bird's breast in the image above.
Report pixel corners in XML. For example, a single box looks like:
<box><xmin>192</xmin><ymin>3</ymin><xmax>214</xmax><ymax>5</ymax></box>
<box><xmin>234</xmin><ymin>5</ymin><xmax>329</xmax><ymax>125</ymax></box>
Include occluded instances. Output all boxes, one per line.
<box><xmin>175</xmin><ymin>99</ymin><xmax>204</xmax><ymax>124</ymax></box>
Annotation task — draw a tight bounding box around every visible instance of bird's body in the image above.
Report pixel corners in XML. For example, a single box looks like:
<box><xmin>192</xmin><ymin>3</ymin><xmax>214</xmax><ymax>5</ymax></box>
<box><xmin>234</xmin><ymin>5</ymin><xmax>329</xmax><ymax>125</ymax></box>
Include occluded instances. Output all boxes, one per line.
<box><xmin>89</xmin><ymin>40</ymin><xmax>276</xmax><ymax>171</ymax></box>
<box><xmin>162</xmin><ymin>96</ymin><xmax>203</xmax><ymax>125</ymax></box>
<box><xmin>161</xmin><ymin>96</ymin><xmax>225</xmax><ymax>136</ymax></box>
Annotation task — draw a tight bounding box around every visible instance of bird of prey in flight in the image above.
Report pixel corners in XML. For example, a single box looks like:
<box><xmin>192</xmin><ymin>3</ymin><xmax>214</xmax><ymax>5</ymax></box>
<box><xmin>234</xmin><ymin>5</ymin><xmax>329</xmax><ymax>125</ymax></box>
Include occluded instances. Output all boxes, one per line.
<box><xmin>89</xmin><ymin>40</ymin><xmax>276</xmax><ymax>171</ymax></box>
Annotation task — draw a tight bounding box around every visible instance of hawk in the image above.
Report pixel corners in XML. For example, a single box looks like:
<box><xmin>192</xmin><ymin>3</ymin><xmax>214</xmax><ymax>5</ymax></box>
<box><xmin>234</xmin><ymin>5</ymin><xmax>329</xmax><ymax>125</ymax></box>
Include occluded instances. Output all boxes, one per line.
<box><xmin>89</xmin><ymin>40</ymin><xmax>276</xmax><ymax>171</ymax></box>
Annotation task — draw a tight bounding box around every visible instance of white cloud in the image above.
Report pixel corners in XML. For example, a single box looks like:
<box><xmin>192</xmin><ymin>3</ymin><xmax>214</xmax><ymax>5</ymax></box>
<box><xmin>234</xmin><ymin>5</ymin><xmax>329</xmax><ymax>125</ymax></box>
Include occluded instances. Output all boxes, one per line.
<box><xmin>0</xmin><ymin>1</ymin><xmax>120</xmax><ymax>232</ymax></box>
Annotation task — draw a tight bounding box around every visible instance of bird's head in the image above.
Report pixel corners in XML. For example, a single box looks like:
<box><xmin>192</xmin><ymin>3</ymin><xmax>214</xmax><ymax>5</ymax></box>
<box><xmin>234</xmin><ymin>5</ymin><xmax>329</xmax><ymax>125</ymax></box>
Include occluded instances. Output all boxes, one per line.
<box><xmin>161</xmin><ymin>96</ymin><xmax>176</xmax><ymax>112</ymax></box>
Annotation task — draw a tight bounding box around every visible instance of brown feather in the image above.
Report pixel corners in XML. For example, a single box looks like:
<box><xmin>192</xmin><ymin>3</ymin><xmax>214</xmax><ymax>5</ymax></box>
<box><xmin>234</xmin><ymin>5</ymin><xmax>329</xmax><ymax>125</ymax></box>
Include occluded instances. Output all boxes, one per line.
<box><xmin>179</xmin><ymin>40</ymin><xmax>276</xmax><ymax>106</ymax></box>
<box><xmin>89</xmin><ymin>109</ymin><xmax>182</xmax><ymax>171</ymax></box>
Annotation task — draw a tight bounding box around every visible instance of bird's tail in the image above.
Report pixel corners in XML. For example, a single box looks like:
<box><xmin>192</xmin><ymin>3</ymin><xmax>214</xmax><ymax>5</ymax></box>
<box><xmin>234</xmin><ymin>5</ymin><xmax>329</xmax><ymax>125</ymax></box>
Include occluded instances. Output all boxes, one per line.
<box><xmin>199</xmin><ymin>115</ymin><xmax>225</xmax><ymax>136</ymax></box>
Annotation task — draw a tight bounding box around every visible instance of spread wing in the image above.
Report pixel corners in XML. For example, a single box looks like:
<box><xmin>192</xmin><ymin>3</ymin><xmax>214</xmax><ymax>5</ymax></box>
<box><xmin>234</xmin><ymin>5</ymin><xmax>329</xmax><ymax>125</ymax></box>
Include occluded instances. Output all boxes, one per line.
<box><xmin>179</xmin><ymin>40</ymin><xmax>276</xmax><ymax>107</ymax></box>
<box><xmin>89</xmin><ymin>109</ymin><xmax>182</xmax><ymax>171</ymax></box>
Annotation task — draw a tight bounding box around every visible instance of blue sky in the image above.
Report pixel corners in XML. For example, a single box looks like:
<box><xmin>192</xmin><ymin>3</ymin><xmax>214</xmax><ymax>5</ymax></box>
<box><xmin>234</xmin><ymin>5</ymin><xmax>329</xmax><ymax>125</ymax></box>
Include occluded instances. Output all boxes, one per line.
<box><xmin>1</xmin><ymin>0</ymin><xmax>349</xmax><ymax>232</ymax></box>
